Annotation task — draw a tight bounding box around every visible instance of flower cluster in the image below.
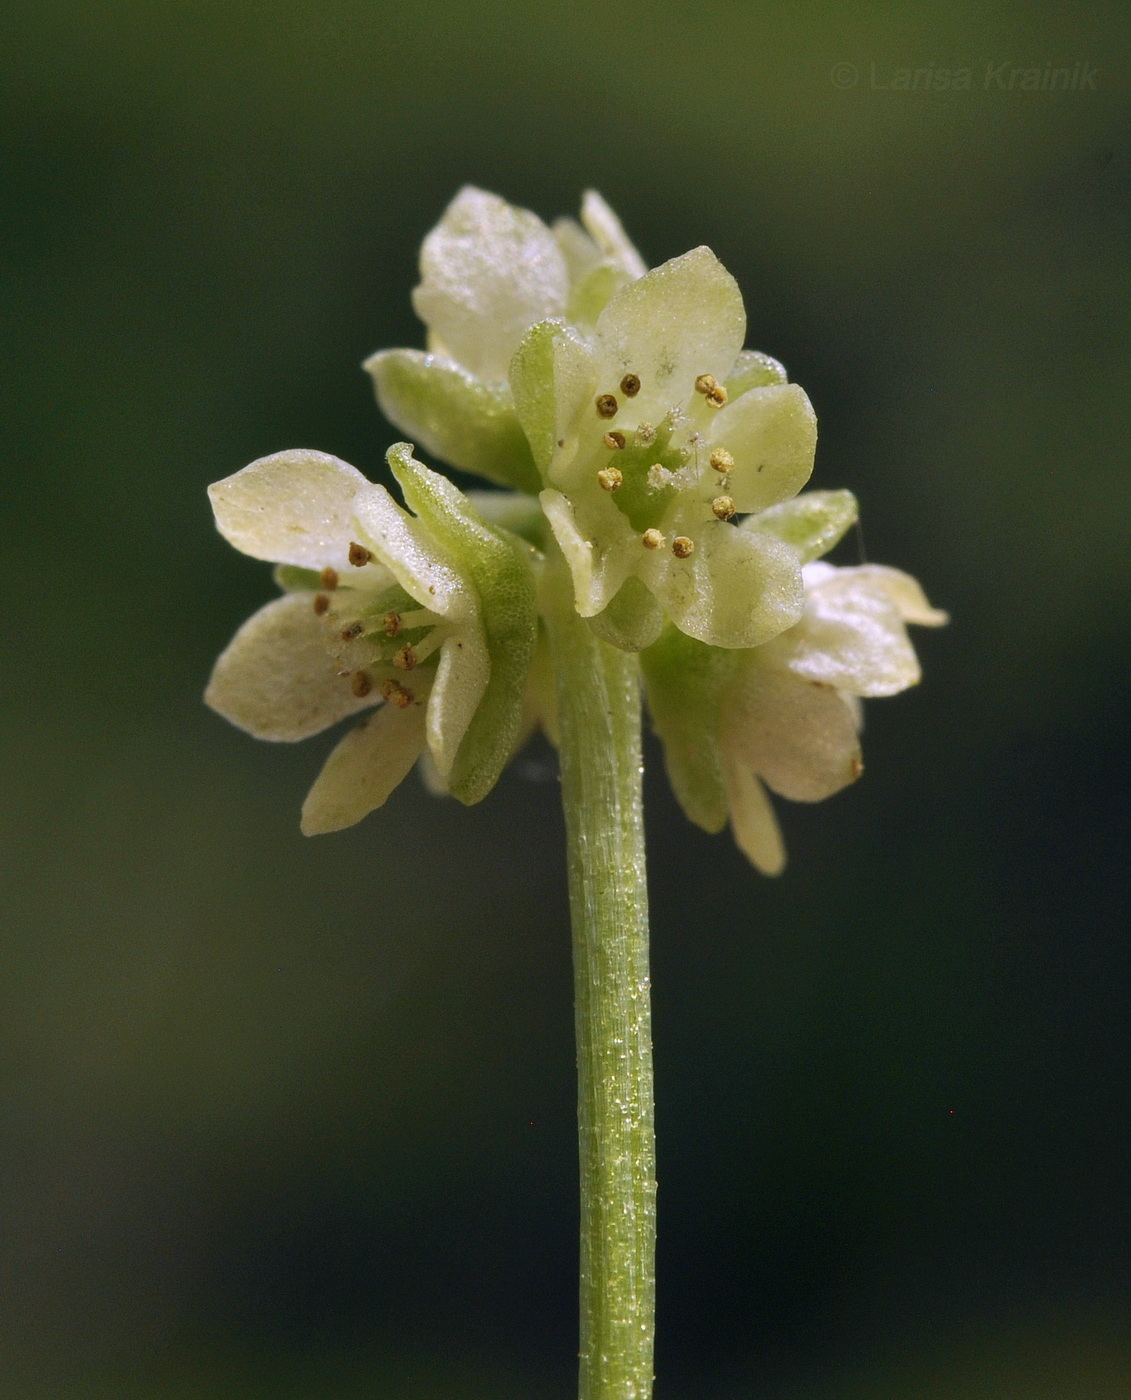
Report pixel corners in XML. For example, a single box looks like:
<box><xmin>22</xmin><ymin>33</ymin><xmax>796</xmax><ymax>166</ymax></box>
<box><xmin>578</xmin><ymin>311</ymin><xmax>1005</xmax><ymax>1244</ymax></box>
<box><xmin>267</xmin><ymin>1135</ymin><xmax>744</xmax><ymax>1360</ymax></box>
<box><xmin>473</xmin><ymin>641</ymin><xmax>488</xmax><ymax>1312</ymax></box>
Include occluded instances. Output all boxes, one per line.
<box><xmin>206</xmin><ymin>188</ymin><xmax>944</xmax><ymax>869</ymax></box>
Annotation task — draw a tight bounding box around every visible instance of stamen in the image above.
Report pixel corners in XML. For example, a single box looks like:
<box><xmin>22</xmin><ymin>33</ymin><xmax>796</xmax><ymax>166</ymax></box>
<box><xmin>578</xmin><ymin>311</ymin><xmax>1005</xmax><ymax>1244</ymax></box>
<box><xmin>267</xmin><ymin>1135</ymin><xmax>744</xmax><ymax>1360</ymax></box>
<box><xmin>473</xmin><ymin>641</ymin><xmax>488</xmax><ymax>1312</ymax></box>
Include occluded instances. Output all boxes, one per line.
<box><xmin>597</xmin><ymin>467</ymin><xmax>623</xmax><ymax>492</ymax></box>
<box><xmin>694</xmin><ymin>374</ymin><xmax>718</xmax><ymax>395</ymax></box>
<box><xmin>672</xmin><ymin>536</ymin><xmax>695</xmax><ymax>558</ymax></box>
<box><xmin>340</xmin><ymin>621</ymin><xmax>364</xmax><ymax>641</ymax></box>
<box><xmin>393</xmin><ymin>644</ymin><xmax>417</xmax><ymax>671</ymax></box>
<box><xmin>634</xmin><ymin>422</ymin><xmax>656</xmax><ymax>446</ymax></box>
<box><xmin>711</xmin><ymin>495</ymin><xmax>736</xmax><ymax>521</ymax></box>
<box><xmin>641</xmin><ymin>529</ymin><xmax>665</xmax><ymax>550</ymax></box>
<box><xmin>383</xmin><ymin>611</ymin><xmax>401</xmax><ymax>637</ymax></box>
<box><xmin>849</xmin><ymin>756</ymin><xmax>864</xmax><ymax>780</ymax></box>
<box><xmin>379</xmin><ymin>678</ymin><xmax>415</xmax><ymax>709</ymax></box>
<box><xmin>603</xmin><ymin>430</ymin><xmax>626</xmax><ymax>450</ymax></box>
<box><xmin>351</xmin><ymin>671</ymin><xmax>373</xmax><ymax>698</ymax></box>
<box><xmin>620</xmin><ymin>373</ymin><xmax>641</xmax><ymax>397</ymax></box>
<box><xmin>313</xmin><ymin>593</ymin><xmax>330</xmax><ymax>616</ymax></box>
<box><xmin>705</xmin><ymin>384</ymin><xmax>728</xmax><ymax>408</ymax></box>
<box><xmin>319</xmin><ymin>566</ymin><xmax>339</xmax><ymax>590</ymax></box>
<box><xmin>595</xmin><ymin>393</ymin><xmax>619</xmax><ymax>419</ymax></box>
<box><xmin>348</xmin><ymin>542</ymin><xmax>372</xmax><ymax>567</ymax></box>
<box><xmin>710</xmin><ymin>447</ymin><xmax>735</xmax><ymax>473</ymax></box>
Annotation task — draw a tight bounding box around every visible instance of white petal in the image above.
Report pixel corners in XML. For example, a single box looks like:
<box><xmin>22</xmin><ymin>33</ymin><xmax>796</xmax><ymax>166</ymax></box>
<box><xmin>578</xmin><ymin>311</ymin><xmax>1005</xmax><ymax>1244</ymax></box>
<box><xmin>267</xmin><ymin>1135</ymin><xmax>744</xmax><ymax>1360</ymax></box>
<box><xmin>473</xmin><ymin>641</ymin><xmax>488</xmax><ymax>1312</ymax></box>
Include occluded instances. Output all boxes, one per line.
<box><xmin>552</xmin><ymin>216</ymin><xmax>603</xmax><ymax>283</ymax></box>
<box><xmin>351</xmin><ymin>482</ymin><xmax>475</xmax><ymax>622</ymax></box>
<box><xmin>208</xmin><ymin>450</ymin><xmax>392</xmax><ymax>579</ymax></box>
<box><xmin>540</xmin><ymin>487</ymin><xmax>633</xmax><ymax>617</ymax></box>
<box><xmin>644</xmin><ymin>520</ymin><xmax>803</xmax><ymax>649</ymax></box>
<box><xmin>580</xmin><ymin>190</ymin><xmax>648</xmax><ymax>280</ymax></box>
<box><xmin>592</xmin><ymin>246</ymin><xmax>746</xmax><ymax>423</ymax></box>
<box><xmin>723</xmin><ymin>664</ymin><xmax>863</xmax><ymax>802</ymax></box>
<box><xmin>300</xmin><ymin>700</ymin><xmax>427</xmax><ymax>835</ymax></box>
<box><xmin>839</xmin><ymin>564</ymin><xmax>949</xmax><ymax>626</ymax></box>
<box><xmin>411</xmin><ymin>187</ymin><xmax>569</xmax><ymax>383</ymax></box>
<box><xmin>426</xmin><ymin>629</ymin><xmax>491</xmax><ymax>779</ymax></box>
<box><xmin>205</xmin><ymin>592</ymin><xmax>376</xmax><ymax>741</ymax></box>
<box><xmin>708</xmin><ymin>383</ymin><xmax>817</xmax><ymax>513</ymax></box>
<box><xmin>722</xmin><ymin>758</ymin><xmax>785</xmax><ymax>876</ymax></box>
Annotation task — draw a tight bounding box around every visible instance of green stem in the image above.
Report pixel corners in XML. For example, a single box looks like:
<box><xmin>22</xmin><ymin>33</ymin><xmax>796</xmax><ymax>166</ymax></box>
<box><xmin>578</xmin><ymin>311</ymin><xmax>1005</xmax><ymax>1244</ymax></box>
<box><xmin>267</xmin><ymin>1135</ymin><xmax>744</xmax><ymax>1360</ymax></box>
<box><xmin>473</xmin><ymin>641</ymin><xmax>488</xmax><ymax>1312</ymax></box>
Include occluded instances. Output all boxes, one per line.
<box><xmin>544</xmin><ymin>555</ymin><xmax>656</xmax><ymax>1400</ymax></box>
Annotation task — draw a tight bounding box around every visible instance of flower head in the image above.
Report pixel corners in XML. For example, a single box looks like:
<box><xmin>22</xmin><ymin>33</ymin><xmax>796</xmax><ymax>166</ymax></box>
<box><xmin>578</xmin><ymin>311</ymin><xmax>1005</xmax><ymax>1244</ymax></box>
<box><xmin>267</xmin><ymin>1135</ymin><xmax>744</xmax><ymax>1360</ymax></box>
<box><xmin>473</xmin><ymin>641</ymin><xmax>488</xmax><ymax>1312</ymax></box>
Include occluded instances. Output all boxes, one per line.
<box><xmin>205</xmin><ymin>444</ymin><xmax>537</xmax><ymax>832</ymax></box>
<box><xmin>641</xmin><ymin>490</ymin><xmax>947</xmax><ymax>872</ymax></box>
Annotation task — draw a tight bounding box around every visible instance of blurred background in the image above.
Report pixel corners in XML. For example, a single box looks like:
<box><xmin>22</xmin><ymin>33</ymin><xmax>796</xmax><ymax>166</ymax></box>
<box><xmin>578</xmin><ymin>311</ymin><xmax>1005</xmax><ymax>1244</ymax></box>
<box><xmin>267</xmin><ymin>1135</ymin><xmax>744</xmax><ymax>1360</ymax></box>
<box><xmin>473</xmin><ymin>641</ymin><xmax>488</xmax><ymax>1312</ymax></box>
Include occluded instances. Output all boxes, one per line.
<box><xmin>2</xmin><ymin>2</ymin><xmax>1130</xmax><ymax>1396</ymax></box>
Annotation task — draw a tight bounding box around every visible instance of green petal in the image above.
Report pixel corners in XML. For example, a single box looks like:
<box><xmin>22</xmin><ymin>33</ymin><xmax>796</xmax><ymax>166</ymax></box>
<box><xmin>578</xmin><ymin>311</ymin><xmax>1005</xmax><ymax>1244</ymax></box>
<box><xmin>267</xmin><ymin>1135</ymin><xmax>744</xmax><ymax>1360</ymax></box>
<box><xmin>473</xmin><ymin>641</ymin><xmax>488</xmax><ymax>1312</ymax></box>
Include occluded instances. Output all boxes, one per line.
<box><xmin>640</xmin><ymin>625</ymin><xmax>736</xmax><ymax>833</ymax></box>
<box><xmin>365</xmin><ymin>350</ymin><xmax>540</xmax><ymax>493</ymax></box>
<box><xmin>726</xmin><ymin>348</ymin><xmax>788</xmax><ymax>396</ymax></box>
<box><xmin>708</xmin><ymin>383</ymin><xmax>817</xmax><ymax>514</ymax></box>
<box><xmin>388</xmin><ymin>445</ymin><xmax>538</xmax><ymax>805</ymax></box>
<box><xmin>567</xmin><ymin>262</ymin><xmax>624</xmax><ymax>326</ymax></box>
<box><xmin>743</xmin><ymin>489</ymin><xmax>859</xmax><ymax>563</ymax></box>
<box><xmin>586</xmin><ymin>574</ymin><xmax>664</xmax><ymax>652</ymax></box>
<box><xmin>411</xmin><ymin>186</ymin><xmax>568</xmax><ymax>383</ymax></box>
<box><xmin>722</xmin><ymin>758</ymin><xmax>785</xmax><ymax>875</ymax></box>
<box><xmin>580</xmin><ymin>190</ymin><xmax>647</xmax><ymax>280</ymax></box>
<box><xmin>509</xmin><ymin>319</ymin><xmax>596</xmax><ymax>475</ymax></box>
<box><xmin>592</xmin><ymin>246</ymin><xmax>746</xmax><ymax>424</ymax></box>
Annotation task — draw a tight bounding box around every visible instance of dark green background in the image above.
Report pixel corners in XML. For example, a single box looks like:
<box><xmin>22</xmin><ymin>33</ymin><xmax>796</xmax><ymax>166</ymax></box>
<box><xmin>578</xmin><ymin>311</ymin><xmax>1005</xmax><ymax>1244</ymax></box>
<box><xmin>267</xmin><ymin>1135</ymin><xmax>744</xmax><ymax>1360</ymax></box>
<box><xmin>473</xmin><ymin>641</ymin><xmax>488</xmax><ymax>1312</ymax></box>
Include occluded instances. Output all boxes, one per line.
<box><xmin>3</xmin><ymin>3</ymin><xmax>1129</xmax><ymax>1396</ymax></box>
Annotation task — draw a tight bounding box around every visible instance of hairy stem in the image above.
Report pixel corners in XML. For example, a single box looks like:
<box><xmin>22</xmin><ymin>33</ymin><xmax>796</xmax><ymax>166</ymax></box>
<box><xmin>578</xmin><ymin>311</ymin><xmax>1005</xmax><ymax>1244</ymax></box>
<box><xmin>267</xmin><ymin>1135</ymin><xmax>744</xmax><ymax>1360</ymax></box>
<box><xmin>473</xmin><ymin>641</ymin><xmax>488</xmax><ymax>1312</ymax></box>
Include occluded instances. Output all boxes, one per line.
<box><xmin>545</xmin><ymin>555</ymin><xmax>656</xmax><ymax>1400</ymax></box>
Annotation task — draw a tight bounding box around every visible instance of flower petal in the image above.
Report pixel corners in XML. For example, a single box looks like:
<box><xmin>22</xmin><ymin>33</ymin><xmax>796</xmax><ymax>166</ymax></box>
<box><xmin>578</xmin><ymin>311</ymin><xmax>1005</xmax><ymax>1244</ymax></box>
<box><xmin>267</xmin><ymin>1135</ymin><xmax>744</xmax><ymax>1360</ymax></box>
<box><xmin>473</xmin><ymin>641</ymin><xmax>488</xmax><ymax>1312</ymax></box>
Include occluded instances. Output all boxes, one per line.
<box><xmin>389</xmin><ymin>445</ymin><xmax>538</xmax><ymax>805</ymax></box>
<box><xmin>843</xmin><ymin>564</ymin><xmax>949</xmax><ymax>626</ymax></box>
<box><xmin>723</xmin><ymin>665</ymin><xmax>862</xmax><ymax>802</ymax></box>
<box><xmin>643</xmin><ymin>520</ymin><xmax>803</xmax><ymax>649</ymax></box>
<box><xmin>552</xmin><ymin>215</ymin><xmax>602</xmax><ymax>283</ymax></box>
<box><xmin>708</xmin><ymin>383</ymin><xmax>817</xmax><ymax>514</ymax></box>
<box><xmin>581</xmin><ymin>190</ymin><xmax>648</xmax><ymax>280</ymax></box>
<box><xmin>592</xmin><ymin>246</ymin><xmax>746</xmax><ymax>423</ymax></box>
<box><xmin>742</xmin><ymin>489</ymin><xmax>859</xmax><ymax>564</ymax></box>
<box><xmin>364</xmin><ymin>349</ymin><xmax>540</xmax><ymax>493</ymax></box>
<box><xmin>725</xmin><ymin>349</ymin><xmax>788</xmax><ymax>396</ymax></box>
<box><xmin>208</xmin><ymin>450</ymin><xmax>390</xmax><ymax>578</ymax></box>
<box><xmin>205</xmin><ymin>592</ymin><xmax>376</xmax><ymax>741</ymax></box>
<box><xmin>411</xmin><ymin>187</ymin><xmax>569</xmax><ymax>383</ymax></box>
<box><xmin>640</xmin><ymin>625</ymin><xmax>734</xmax><ymax>832</ymax></box>
<box><xmin>510</xmin><ymin>319</ymin><xmax>597</xmax><ymax>475</ymax></box>
<box><xmin>300</xmin><ymin>701</ymin><xmax>427</xmax><ymax>835</ymax></box>
<box><xmin>586</xmin><ymin>574</ymin><xmax>665</xmax><ymax>653</ymax></box>
<box><xmin>722</xmin><ymin>758</ymin><xmax>786</xmax><ymax>876</ymax></box>
<box><xmin>540</xmin><ymin>487</ymin><xmax>634</xmax><ymax>617</ymax></box>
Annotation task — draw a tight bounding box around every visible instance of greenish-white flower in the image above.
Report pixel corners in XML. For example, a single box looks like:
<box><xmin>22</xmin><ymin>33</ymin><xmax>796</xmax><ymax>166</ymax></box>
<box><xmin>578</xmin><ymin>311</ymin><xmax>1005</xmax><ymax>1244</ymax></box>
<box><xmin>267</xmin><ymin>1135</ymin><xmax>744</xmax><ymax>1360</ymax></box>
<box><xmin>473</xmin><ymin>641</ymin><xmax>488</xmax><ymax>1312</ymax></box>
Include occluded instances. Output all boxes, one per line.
<box><xmin>363</xmin><ymin>186</ymin><xmax>645</xmax><ymax>495</ymax></box>
<box><xmin>510</xmin><ymin>247</ymin><xmax>817</xmax><ymax>651</ymax></box>
<box><xmin>641</xmin><ymin>491</ymin><xmax>947</xmax><ymax>873</ymax></box>
<box><xmin>205</xmin><ymin>444</ymin><xmax>537</xmax><ymax>832</ymax></box>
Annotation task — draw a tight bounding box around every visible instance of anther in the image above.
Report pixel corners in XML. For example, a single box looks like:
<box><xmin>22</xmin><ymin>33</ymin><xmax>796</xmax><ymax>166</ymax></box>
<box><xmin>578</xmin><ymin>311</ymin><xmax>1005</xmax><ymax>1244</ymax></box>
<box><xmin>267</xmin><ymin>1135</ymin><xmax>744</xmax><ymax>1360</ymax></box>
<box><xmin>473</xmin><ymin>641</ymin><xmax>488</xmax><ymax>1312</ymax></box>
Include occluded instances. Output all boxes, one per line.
<box><xmin>348</xmin><ymin>542</ymin><xmax>372</xmax><ymax>567</ymax></box>
<box><xmin>620</xmin><ymin>373</ymin><xmax>641</xmax><ymax>397</ymax></box>
<box><xmin>350</xmin><ymin>671</ymin><xmax>372</xmax><ymax>698</ymax></box>
<box><xmin>383</xmin><ymin>611</ymin><xmax>402</xmax><ymax>637</ymax></box>
<box><xmin>694</xmin><ymin>374</ymin><xmax>718</xmax><ymax>395</ymax></box>
<box><xmin>597</xmin><ymin>467</ymin><xmax>623</xmax><ymax>492</ymax></box>
<box><xmin>379</xmin><ymin>678</ymin><xmax>414</xmax><ymax>709</ymax></box>
<box><xmin>319</xmin><ymin>566</ymin><xmax>339</xmax><ymax>590</ymax></box>
<box><xmin>603</xmin><ymin>430</ymin><xmax>626</xmax><ymax>450</ymax></box>
<box><xmin>393</xmin><ymin>644</ymin><xmax>417</xmax><ymax>671</ymax></box>
<box><xmin>849</xmin><ymin>755</ymin><xmax>864</xmax><ymax>780</ymax></box>
<box><xmin>340</xmin><ymin>621</ymin><xmax>364</xmax><ymax>641</ymax></box>
<box><xmin>595</xmin><ymin>393</ymin><xmax>619</xmax><ymax>419</ymax></box>
<box><xmin>312</xmin><ymin>593</ymin><xmax>330</xmax><ymax>616</ymax></box>
<box><xmin>711</xmin><ymin>495</ymin><xmax>736</xmax><ymax>521</ymax></box>
<box><xmin>641</xmin><ymin>529</ymin><xmax>664</xmax><ymax>550</ymax></box>
<box><xmin>672</xmin><ymin>536</ymin><xmax>695</xmax><ymax>558</ymax></box>
<box><xmin>705</xmin><ymin>384</ymin><xmax>728</xmax><ymax>408</ymax></box>
<box><xmin>709</xmin><ymin>447</ymin><xmax>735</xmax><ymax>473</ymax></box>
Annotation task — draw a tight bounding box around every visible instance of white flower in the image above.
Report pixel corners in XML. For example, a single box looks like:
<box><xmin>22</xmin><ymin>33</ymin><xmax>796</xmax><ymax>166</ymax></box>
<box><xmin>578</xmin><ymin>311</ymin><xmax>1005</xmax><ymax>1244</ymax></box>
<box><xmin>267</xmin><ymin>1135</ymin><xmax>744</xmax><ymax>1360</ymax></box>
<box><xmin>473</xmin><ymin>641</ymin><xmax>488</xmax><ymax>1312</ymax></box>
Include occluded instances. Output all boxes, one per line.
<box><xmin>510</xmin><ymin>247</ymin><xmax>817</xmax><ymax>650</ymax></box>
<box><xmin>363</xmin><ymin>186</ymin><xmax>646</xmax><ymax>494</ymax></box>
<box><xmin>205</xmin><ymin>444</ymin><xmax>537</xmax><ymax>833</ymax></box>
<box><xmin>641</xmin><ymin>492</ymin><xmax>947</xmax><ymax>873</ymax></box>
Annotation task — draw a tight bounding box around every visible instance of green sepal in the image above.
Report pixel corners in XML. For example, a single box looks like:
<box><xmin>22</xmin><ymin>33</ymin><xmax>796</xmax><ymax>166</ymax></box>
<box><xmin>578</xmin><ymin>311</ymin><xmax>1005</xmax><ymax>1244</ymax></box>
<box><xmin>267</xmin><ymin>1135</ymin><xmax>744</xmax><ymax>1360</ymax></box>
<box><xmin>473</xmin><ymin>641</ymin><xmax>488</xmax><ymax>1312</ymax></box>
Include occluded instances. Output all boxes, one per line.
<box><xmin>567</xmin><ymin>262</ymin><xmax>622</xmax><ymax>325</ymax></box>
<box><xmin>742</xmin><ymin>489</ymin><xmax>859</xmax><ymax>563</ymax></box>
<box><xmin>727</xmin><ymin>348</ymin><xmax>788</xmax><ymax>396</ymax></box>
<box><xmin>586</xmin><ymin>575</ymin><xmax>664</xmax><ymax>653</ymax></box>
<box><xmin>509</xmin><ymin>318</ymin><xmax>592</xmax><ymax>477</ymax></box>
<box><xmin>640</xmin><ymin>624</ymin><xmax>738</xmax><ymax>833</ymax></box>
<box><xmin>366</xmin><ymin>349</ymin><xmax>541</xmax><ymax>494</ymax></box>
<box><xmin>273</xmin><ymin>564</ymin><xmax>323</xmax><ymax>591</ymax></box>
<box><xmin>388</xmin><ymin>445</ymin><xmax>538</xmax><ymax>805</ymax></box>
